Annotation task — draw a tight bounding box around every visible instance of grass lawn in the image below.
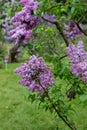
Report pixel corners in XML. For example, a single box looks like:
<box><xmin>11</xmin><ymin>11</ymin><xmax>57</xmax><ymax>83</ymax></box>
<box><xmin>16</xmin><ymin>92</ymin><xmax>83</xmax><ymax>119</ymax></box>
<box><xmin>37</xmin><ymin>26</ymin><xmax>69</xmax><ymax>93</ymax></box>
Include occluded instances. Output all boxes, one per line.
<box><xmin>0</xmin><ymin>62</ymin><xmax>87</xmax><ymax>130</ymax></box>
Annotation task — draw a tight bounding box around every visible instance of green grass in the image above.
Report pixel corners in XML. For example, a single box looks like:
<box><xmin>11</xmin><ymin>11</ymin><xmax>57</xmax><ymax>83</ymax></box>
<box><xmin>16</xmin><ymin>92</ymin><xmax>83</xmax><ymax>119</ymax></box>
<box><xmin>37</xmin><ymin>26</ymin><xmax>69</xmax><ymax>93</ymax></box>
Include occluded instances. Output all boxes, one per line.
<box><xmin>0</xmin><ymin>62</ymin><xmax>87</xmax><ymax>130</ymax></box>
<box><xmin>0</xmin><ymin>63</ymin><xmax>57</xmax><ymax>130</ymax></box>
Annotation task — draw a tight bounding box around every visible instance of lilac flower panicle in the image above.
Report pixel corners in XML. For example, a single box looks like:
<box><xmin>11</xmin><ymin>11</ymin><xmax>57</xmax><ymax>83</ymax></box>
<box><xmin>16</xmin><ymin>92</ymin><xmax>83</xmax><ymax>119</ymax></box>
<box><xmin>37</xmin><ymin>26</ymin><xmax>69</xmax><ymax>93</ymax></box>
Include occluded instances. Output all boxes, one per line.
<box><xmin>9</xmin><ymin>0</ymin><xmax>40</xmax><ymax>45</ymax></box>
<box><xmin>15</xmin><ymin>55</ymin><xmax>55</xmax><ymax>93</ymax></box>
<box><xmin>67</xmin><ymin>41</ymin><xmax>87</xmax><ymax>83</ymax></box>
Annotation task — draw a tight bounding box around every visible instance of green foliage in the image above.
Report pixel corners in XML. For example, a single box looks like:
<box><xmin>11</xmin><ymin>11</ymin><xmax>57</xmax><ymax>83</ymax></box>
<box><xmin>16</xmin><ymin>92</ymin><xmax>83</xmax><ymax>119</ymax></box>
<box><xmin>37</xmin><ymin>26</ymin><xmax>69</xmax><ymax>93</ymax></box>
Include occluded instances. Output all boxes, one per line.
<box><xmin>79</xmin><ymin>94</ymin><xmax>87</xmax><ymax>102</ymax></box>
<box><xmin>38</xmin><ymin>0</ymin><xmax>87</xmax><ymax>24</ymax></box>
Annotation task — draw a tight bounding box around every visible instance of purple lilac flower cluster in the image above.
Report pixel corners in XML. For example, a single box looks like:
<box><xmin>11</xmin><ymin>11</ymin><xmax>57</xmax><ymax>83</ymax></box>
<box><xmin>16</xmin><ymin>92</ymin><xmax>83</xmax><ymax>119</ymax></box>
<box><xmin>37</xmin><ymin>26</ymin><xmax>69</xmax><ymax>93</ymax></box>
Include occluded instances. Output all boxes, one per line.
<box><xmin>15</xmin><ymin>55</ymin><xmax>55</xmax><ymax>92</ymax></box>
<box><xmin>9</xmin><ymin>0</ymin><xmax>40</xmax><ymax>44</ymax></box>
<box><xmin>64</xmin><ymin>20</ymin><xmax>82</xmax><ymax>39</ymax></box>
<box><xmin>67</xmin><ymin>41</ymin><xmax>87</xmax><ymax>83</ymax></box>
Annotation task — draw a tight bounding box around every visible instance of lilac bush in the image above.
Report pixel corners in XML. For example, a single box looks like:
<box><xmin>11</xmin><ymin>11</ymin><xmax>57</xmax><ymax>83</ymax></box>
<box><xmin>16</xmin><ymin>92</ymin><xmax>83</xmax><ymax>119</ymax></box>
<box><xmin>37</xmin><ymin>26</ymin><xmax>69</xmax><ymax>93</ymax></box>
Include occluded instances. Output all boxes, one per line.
<box><xmin>67</xmin><ymin>41</ymin><xmax>87</xmax><ymax>83</ymax></box>
<box><xmin>7</xmin><ymin>0</ymin><xmax>87</xmax><ymax>130</ymax></box>
<box><xmin>15</xmin><ymin>55</ymin><xmax>55</xmax><ymax>93</ymax></box>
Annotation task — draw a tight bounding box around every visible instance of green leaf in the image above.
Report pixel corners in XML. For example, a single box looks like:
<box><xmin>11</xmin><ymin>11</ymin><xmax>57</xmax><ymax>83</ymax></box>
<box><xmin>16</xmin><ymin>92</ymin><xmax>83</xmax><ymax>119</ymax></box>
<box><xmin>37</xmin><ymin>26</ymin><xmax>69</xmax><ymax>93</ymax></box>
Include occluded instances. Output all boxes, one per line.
<box><xmin>71</xmin><ymin>7</ymin><xmax>75</xmax><ymax>14</ymax></box>
<box><xmin>7</xmin><ymin>8</ymin><xmax>12</xmax><ymax>16</ymax></box>
<box><xmin>79</xmin><ymin>95</ymin><xmax>87</xmax><ymax>102</ymax></box>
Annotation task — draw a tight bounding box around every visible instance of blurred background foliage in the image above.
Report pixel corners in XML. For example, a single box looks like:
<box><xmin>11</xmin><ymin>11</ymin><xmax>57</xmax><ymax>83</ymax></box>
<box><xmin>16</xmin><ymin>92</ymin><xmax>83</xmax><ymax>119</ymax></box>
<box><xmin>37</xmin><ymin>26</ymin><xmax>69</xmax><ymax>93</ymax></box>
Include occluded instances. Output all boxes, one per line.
<box><xmin>0</xmin><ymin>0</ymin><xmax>87</xmax><ymax>64</ymax></box>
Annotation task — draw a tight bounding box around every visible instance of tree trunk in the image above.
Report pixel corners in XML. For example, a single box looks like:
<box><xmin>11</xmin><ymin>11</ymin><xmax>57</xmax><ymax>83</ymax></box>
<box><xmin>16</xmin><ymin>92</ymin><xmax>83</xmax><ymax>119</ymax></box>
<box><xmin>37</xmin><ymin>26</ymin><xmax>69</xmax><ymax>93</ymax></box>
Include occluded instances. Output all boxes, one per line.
<box><xmin>8</xmin><ymin>44</ymin><xmax>20</xmax><ymax>63</ymax></box>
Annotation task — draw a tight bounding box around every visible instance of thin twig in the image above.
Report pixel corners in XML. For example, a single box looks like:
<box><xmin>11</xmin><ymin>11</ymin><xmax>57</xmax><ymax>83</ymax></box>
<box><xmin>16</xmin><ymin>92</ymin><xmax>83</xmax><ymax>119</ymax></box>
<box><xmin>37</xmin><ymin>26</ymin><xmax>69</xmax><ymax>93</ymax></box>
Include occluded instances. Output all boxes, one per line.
<box><xmin>75</xmin><ymin>22</ymin><xmax>87</xmax><ymax>36</ymax></box>
<box><xmin>59</xmin><ymin>54</ymin><xmax>67</xmax><ymax>60</ymax></box>
<box><xmin>77</xmin><ymin>10</ymin><xmax>87</xmax><ymax>23</ymax></box>
<box><xmin>41</xmin><ymin>15</ymin><xmax>69</xmax><ymax>47</ymax></box>
<box><xmin>45</xmin><ymin>3</ymin><xmax>87</xmax><ymax>12</ymax></box>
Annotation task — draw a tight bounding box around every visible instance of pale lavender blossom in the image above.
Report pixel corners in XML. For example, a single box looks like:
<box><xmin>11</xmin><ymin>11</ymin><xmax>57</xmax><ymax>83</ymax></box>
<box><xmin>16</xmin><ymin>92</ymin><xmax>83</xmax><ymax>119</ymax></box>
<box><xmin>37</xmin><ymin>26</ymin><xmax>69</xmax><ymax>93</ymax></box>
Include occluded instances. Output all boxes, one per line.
<box><xmin>67</xmin><ymin>41</ymin><xmax>87</xmax><ymax>83</ymax></box>
<box><xmin>15</xmin><ymin>55</ymin><xmax>55</xmax><ymax>93</ymax></box>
